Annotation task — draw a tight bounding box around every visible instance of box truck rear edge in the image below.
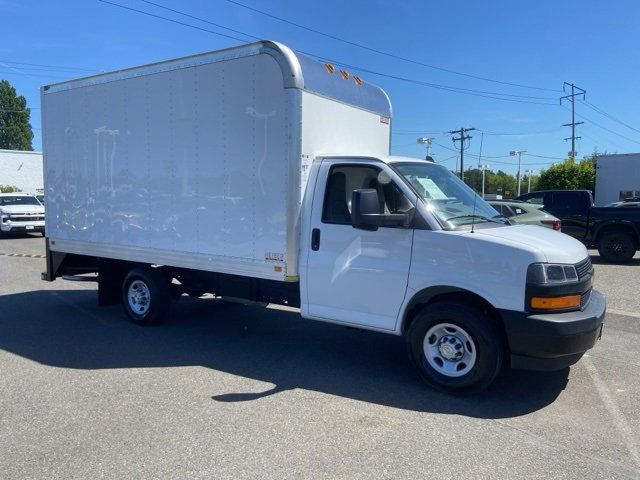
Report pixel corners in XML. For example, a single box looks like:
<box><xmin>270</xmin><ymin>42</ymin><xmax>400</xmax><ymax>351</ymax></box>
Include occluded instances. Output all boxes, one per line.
<box><xmin>41</xmin><ymin>41</ymin><xmax>605</xmax><ymax>393</ymax></box>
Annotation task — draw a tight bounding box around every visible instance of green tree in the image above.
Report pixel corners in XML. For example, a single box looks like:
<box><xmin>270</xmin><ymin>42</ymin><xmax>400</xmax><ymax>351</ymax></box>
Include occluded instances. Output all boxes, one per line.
<box><xmin>536</xmin><ymin>155</ymin><xmax>595</xmax><ymax>191</ymax></box>
<box><xmin>463</xmin><ymin>168</ymin><xmax>484</xmax><ymax>193</ymax></box>
<box><xmin>0</xmin><ymin>79</ymin><xmax>33</xmax><ymax>150</ymax></box>
<box><xmin>520</xmin><ymin>173</ymin><xmax>540</xmax><ymax>194</ymax></box>
<box><xmin>462</xmin><ymin>168</ymin><xmax>519</xmax><ymax>196</ymax></box>
<box><xmin>0</xmin><ymin>185</ymin><xmax>22</xmax><ymax>193</ymax></box>
<box><xmin>487</xmin><ymin>170</ymin><xmax>517</xmax><ymax>197</ymax></box>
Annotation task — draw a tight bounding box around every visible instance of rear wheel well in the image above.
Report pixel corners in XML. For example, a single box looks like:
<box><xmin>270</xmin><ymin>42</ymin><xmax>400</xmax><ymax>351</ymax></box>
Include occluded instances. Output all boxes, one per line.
<box><xmin>595</xmin><ymin>224</ymin><xmax>639</xmax><ymax>248</ymax></box>
<box><xmin>403</xmin><ymin>289</ymin><xmax>507</xmax><ymax>349</ymax></box>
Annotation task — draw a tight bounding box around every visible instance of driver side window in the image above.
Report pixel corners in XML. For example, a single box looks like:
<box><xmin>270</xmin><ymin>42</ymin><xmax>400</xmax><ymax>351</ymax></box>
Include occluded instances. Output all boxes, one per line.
<box><xmin>322</xmin><ymin>165</ymin><xmax>411</xmax><ymax>225</ymax></box>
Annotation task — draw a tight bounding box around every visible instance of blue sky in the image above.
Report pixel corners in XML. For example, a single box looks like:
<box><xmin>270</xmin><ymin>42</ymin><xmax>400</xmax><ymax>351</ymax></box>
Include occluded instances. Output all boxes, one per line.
<box><xmin>2</xmin><ymin>0</ymin><xmax>639</xmax><ymax>174</ymax></box>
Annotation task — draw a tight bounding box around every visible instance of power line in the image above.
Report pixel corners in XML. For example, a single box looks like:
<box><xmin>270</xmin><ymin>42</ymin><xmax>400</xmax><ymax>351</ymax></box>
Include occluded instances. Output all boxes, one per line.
<box><xmin>563</xmin><ymin>105</ymin><xmax>640</xmax><ymax>145</ymax></box>
<box><xmin>437</xmin><ymin>154</ymin><xmax>459</xmax><ymax>165</ymax></box>
<box><xmin>393</xmin><ymin>130</ymin><xmax>446</xmax><ymax>135</ymax></box>
<box><xmin>579</xmin><ymin>125</ymin><xmax>625</xmax><ymax>152</ymax></box>
<box><xmin>0</xmin><ymin>70</ymin><xmax>68</xmax><ymax>80</ymax></box>
<box><xmin>579</xmin><ymin>99</ymin><xmax>640</xmax><ymax>135</ymax></box>
<box><xmin>139</xmin><ymin>0</ymin><xmax>259</xmax><ymax>41</ymax></box>
<box><xmin>97</xmin><ymin>0</ymin><xmax>249</xmax><ymax>43</ymax></box>
<box><xmin>221</xmin><ymin>0</ymin><xmax>559</xmax><ymax>93</ymax></box>
<box><xmin>0</xmin><ymin>60</ymin><xmax>95</xmax><ymax>73</ymax></box>
<box><xmin>395</xmin><ymin>127</ymin><xmax>562</xmax><ymax>137</ymax></box>
<box><xmin>432</xmin><ymin>140</ymin><xmax>561</xmax><ymax>165</ymax></box>
<box><xmin>479</xmin><ymin>127</ymin><xmax>561</xmax><ymax>136</ymax></box>
<box><xmin>98</xmin><ymin>1</ymin><xmax>558</xmax><ymax>105</ymax></box>
<box><xmin>432</xmin><ymin>140</ymin><xmax>509</xmax><ymax>159</ymax></box>
<box><xmin>525</xmin><ymin>153</ymin><xmax>565</xmax><ymax>160</ymax></box>
<box><xmin>311</xmin><ymin>59</ymin><xmax>558</xmax><ymax>105</ymax></box>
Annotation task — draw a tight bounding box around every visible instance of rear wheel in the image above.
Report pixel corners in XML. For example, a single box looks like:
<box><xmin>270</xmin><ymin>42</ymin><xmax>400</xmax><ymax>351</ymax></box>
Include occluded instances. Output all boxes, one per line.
<box><xmin>121</xmin><ymin>267</ymin><xmax>171</xmax><ymax>325</ymax></box>
<box><xmin>598</xmin><ymin>231</ymin><xmax>636</xmax><ymax>263</ymax></box>
<box><xmin>407</xmin><ymin>301</ymin><xmax>503</xmax><ymax>393</ymax></box>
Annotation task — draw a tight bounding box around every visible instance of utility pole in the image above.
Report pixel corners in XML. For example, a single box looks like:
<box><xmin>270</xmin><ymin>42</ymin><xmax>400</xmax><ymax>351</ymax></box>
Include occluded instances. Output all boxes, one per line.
<box><xmin>449</xmin><ymin>127</ymin><xmax>475</xmax><ymax>181</ymax></box>
<box><xmin>417</xmin><ymin>137</ymin><xmax>435</xmax><ymax>161</ymax></box>
<box><xmin>525</xmin><ymin>169</ymin><xmax>535</xmax><ymax>193</ymax></box>
<box><xmin>560</xmin><ymin>82</ymin><xmax>586</xmax><ymax>159</ymax></box>
<box><xmin>510</xmin><ymin>150</ymin><xmax>526</xmax><ymax>196</ymax></box>
<box><xmin>480</xmin><ymin>164</ymin><xmax>489</xmax><ymax>198</ymax></box>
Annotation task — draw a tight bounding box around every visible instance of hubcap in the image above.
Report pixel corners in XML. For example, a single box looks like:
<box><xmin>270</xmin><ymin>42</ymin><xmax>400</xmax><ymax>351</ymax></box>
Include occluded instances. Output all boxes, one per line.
<box><xmin>128</xmin><ymin>279</ymin><xmax>151</xmax><ymax>315</ymax></box>
<box><xmin>423</xmin><ymin>323</ymin><xmax>477</xmax><ymax>377</ymax></box>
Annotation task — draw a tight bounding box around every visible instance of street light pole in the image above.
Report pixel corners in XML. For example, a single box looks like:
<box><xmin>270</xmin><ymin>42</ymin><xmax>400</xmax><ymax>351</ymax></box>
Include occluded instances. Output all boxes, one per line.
<box><xmin>525</xmin><ymin>169</ymin><xmax>535</xmax><ymax>193</ymax></box>
<box><xmin>417</xmin><ymin>137</ymin><xmax>435</xmax><ymax>161</ymax></box>
<box><xmin>510</xmin><ymin>150</ymin><xmax>527</xmax><ymax>197</ymax></box>
<box><xmin>480</xmin><ymin>164</ymin><xmax>489</xmax><ymax>198</ymax></box>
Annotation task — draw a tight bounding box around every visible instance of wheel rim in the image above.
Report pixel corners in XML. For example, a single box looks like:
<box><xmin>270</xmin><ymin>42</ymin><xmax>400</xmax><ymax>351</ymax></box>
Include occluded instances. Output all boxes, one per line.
<box><xmin>127</xmin><ymin>279</ymin><xmax>151</xmax><ymax>315</ymax></box>
<box><xmin>423</xmin><ymin>323</ymin><xmax>477</xmax><ymax>377</ymax></box>
<box><xmin>605</xmin><ymin>238</ymin><xmax>627</xmax><ymax>257</ymax></box>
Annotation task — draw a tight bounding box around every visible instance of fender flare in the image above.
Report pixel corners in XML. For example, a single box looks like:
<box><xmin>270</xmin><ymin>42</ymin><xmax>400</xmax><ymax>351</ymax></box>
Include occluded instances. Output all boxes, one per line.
<box><xmin>397</xmin><ymin>285</ymin><xmax>499</xmax><ymax>334</ymax></box>
<box><xmin>593</xmin><ymin>220</ymin><xmax>640</xmax><ymax>244</ymax></box>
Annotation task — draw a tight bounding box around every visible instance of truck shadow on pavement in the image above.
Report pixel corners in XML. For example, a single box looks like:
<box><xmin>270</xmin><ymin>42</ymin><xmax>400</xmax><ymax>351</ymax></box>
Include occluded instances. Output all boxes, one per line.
<box><xmin>0</xmin><ymin>288</ymin><xmax>569</xmax><ymax>419</ymax></box>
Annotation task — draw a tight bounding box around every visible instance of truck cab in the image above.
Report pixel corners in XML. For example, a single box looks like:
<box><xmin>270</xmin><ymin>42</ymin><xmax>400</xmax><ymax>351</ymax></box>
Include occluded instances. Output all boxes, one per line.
<box><xmin>301</xmin><ymin>156</ymin><xmax>605</xmax><ymax>391</ymax></box>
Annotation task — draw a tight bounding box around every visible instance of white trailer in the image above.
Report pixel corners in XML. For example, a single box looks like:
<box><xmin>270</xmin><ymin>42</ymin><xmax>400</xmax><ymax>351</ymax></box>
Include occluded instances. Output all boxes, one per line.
<box><xmin>42</xmin><ymin>41</ymin><xmax>605</xmax><ymax>393</ymax></box>
<box><xmin>595</xmin><ymin>153</ymin><xmax>640</xmax><ymax>206</ymax></box>
<box><xmin>41</xmin><ymin>41</ymin><xmax>390</xmax><ymax>282</ymax></box>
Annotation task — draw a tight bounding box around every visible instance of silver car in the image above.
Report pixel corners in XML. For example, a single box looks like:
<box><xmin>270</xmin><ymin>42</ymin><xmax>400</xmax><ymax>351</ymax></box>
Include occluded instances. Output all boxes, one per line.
<box><xmin>488</xmin><ymin>200</ymin><xmax>561</xmax><ymax>230</ymax></box>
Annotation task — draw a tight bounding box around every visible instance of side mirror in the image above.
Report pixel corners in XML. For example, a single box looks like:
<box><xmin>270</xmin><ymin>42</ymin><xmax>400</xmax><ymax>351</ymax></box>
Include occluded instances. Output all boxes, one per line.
<box><xmin>351</xmin><ymin>189</ymin><xmax>411</xmax><ymax>230</ymax></box>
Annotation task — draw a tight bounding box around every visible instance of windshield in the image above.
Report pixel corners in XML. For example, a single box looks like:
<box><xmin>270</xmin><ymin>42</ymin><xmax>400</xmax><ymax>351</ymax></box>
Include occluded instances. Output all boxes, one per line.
<box><xmin>393</xmin><ymin>162</ymin><xmax>502</xmax><ymax>228</ymax></box>
<box><xmin>0</xmin><ymin>195</ymin><xmax>42</xmax><ymax>206</ymax></box>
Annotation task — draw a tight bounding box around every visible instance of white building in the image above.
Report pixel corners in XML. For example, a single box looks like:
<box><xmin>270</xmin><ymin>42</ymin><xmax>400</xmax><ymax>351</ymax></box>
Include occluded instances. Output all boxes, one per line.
<box><xmin>0</xmin><ymin>149</ymin><xmax>44</xmax><ymax>193</ymax></box>
<box><xmin>595</xmin><ymin>153</ymin><xmax>640</xmax><ymax>206</ymax></box>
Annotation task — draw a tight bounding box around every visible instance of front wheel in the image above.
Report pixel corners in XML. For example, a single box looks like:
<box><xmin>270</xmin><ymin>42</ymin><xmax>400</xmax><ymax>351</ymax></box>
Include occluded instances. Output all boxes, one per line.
<box><xmin>598</xmin><ymin>232</ymin><xmax>636</xmax><ymax>263</ymax></box>
<box><xmin>407</xmin><ymin>301</ymin><xmax>503</xmax><ymax>393</ymax></box>
<box><xmin>122</xmin><ymin>267</ymin><xmax>171</xmax><ymax>325</ymax></box>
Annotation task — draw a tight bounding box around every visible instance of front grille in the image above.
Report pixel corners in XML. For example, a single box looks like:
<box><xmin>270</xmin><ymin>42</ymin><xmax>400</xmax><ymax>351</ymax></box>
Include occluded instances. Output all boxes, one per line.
<box><xmin>580</xmin><ymin>289</ymin><xmax>592</xmax><ymax>309</ymax></box>
<box><xmin>575</xmin><ymin>257</ymin><xmax>593</xmax><ymax>280</ymax></box>
<box><xmin>9</xmin><ymin>214</ymin><xmax>45</xmax><ymax>222</ymax></box>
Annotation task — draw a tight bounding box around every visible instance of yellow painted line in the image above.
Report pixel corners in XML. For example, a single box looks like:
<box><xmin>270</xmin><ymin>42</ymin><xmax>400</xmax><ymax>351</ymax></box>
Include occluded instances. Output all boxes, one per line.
<box><xmin>0</xmin><ymin>252</ymin><xmax>45</xmax><ymax>259</ymax></box>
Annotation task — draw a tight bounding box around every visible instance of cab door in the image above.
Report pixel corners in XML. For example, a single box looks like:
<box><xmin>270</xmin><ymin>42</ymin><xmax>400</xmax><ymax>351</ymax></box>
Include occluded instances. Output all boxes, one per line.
<box><xmin>304</xmin><ymin>160</ymin><xmax>415</xmax><ymax>331</ymax></box>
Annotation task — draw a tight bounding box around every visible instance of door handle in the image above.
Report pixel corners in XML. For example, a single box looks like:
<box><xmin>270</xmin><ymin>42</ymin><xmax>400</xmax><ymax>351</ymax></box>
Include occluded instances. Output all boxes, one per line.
<box><xmin>311</xmin><ymin>228</ymin><xmax>321</xmax><ymax>251</ymax></box>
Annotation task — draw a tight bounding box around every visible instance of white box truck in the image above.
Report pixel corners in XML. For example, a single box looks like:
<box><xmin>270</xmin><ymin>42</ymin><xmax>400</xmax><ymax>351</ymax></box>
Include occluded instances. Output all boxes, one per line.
<box><xmin>41</xmin><ymin>41</ymin><xmax>605</xmax><ymax>392</ymax></box>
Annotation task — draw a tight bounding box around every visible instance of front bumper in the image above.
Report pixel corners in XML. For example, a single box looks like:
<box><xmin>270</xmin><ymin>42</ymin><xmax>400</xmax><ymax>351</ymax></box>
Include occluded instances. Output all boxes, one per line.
<box><xmin>500</xmin><ymin>289</ymin><xmax>606</xmax><ymax>371</ymax></box>
<box><xmin>1</xmin><ymin>220</ymin><xmax>45</xmax><ymax>233</ymax></box>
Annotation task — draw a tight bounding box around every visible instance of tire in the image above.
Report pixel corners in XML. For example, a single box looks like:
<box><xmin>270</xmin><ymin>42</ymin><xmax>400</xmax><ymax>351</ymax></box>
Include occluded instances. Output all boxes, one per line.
<box><xmin>121</xmin><ymin>267</ymin><xmax>171</xmax><ymax>325</ymax></box>
<box><xmin>597</xmin><ymin>231</ymin><xmax>636</xmax><ymax>263</ymax></box>
<box><xmin>406</xmin><ymin>301</ymin><xmax>503</xmax><ymax>394</ymax></box>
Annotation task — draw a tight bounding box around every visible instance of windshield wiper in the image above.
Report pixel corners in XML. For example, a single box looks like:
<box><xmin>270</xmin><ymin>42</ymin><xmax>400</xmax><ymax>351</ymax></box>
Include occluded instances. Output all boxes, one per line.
<box><xmin>445</xmin><ymin>214</ymin><xmax>504</xmax><ymax>224</ymax></box>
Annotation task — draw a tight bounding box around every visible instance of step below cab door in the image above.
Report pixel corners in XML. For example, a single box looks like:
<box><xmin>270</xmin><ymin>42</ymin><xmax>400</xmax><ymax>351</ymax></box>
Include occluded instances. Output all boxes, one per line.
<box><xmin>304</xmin><ymin>159</ymin><xmax>416</xmax><ymax>331</ymax></box>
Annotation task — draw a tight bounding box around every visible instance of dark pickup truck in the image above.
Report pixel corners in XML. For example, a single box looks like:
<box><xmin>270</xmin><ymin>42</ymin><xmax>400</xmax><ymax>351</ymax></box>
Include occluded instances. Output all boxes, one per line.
<box><xmin>517</xmin><ymin>190</ymin><xmax>640</xmax><ymax>263</ymax></box>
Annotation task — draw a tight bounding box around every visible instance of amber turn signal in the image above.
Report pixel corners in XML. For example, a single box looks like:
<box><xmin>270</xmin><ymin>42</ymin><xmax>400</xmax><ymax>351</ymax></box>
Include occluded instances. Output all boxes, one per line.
<box><xmin>531</xmin><ymin>295</ymin><xmax>581</xmax><ymax>310</ymax></box>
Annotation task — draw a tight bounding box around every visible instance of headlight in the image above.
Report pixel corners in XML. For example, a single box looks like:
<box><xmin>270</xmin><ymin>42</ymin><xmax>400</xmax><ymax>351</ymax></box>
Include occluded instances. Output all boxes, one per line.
<box><xmin>526</xmin><ymin>262</ymin><xmax>583</xmax><ymax>311</ymax></box>
<box><xmin>527</xmin><ymin>263</ymin><xmax>578</xmax><ymax>284</ymax></box>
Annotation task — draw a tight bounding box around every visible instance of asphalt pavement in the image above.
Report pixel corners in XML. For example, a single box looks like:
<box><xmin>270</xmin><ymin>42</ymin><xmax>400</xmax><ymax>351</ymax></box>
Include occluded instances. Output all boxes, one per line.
<box><xmin>1</xmin><ymin>235</ymin><xmax>639</xmax><ymax>479</ymax></box>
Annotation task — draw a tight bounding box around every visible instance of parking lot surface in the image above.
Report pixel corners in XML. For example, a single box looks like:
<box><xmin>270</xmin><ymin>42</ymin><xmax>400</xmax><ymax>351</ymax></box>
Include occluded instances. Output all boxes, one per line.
<box><xmin>1</xmin><ymin>235</ymin><xmax>639</xmax><ymax>479</ymax></box>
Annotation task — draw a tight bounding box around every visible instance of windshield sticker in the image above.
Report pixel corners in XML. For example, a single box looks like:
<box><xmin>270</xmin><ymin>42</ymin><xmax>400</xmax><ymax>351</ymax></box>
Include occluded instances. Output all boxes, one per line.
<box><xmin>416</xmin><ymin>178</ymin><xmax>448</xmax><ymax>200</ymax></box>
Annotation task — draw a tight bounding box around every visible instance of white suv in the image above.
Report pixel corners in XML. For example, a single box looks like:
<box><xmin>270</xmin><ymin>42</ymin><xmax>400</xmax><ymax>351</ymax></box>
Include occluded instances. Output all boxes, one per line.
<box><xmin>0</xmin><ymin>193</ymin><xmax>46</xmax><ymax>236</ymax></box>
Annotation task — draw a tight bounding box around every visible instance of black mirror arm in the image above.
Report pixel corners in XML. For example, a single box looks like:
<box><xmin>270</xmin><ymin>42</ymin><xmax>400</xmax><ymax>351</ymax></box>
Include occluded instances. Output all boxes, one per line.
<box><xmin>359</xmin><ymin>213</ymin><xmax>410</xmax><ymax>227</ymax></box>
